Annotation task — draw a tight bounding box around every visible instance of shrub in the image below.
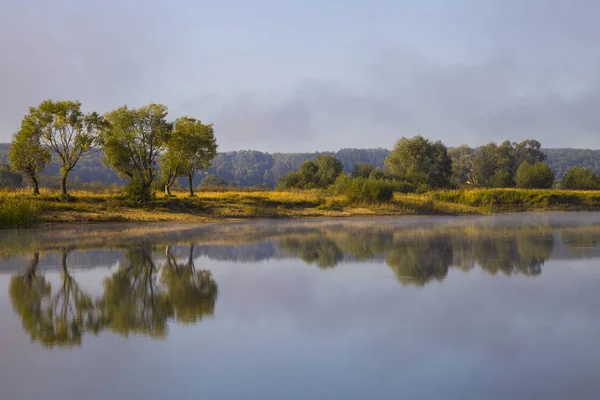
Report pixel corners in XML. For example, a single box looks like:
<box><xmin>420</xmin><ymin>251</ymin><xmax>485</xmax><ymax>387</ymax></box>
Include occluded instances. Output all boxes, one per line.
<box><xmin>0</xmin><ymin>197</ymin><xmax>39</xmax><ymax>228</ymax></box>
<box><xmin>516</xmin><ymin>162</ymin><xmax>554</xmax><ymax>189</ymax></box>
<box><xmin>331</xmin><ymin>176</ymin><xmax>395</xmax><ymax>204</ymax></box>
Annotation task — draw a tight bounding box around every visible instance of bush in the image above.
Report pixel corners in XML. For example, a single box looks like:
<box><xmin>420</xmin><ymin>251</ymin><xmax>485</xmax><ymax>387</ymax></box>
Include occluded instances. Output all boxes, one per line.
<box><xmin>0</xmin><ymin>197</ymin><xmax>39</xmax><ymax>228</ymax></box>
<box><xmin>516</xmin><ymin>162</ymin><xmax>554</xmax><ymax>189</ymax></box>
<box><xmin>200</xmin><ymin>174</ymin><xmax>228</xmax><ymax>188</ymax></box>
<box><xmin>331</xmin><ymin>176</ymin><xmax>395</xmax><ymax>204</ymax></box>
<box><xmin>561</xmin><ymin>167</ymin><xmax>600</xmax><ymax>190</ymax></box>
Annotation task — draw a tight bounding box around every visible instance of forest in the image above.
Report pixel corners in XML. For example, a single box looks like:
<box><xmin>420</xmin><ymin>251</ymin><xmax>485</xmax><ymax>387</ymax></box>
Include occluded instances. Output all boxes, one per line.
<box><xmin>2</xmin><ymin>142</ymin><xmax>600</xmax><ymax>190</ymax></box>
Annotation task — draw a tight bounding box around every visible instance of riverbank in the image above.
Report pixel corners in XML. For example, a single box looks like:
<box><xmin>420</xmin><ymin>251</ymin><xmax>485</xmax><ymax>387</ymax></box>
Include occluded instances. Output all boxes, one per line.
<box><xmin>2</xmin><ymin>188</ymin><xmax>600</xmax><ymax>227</ymax></box>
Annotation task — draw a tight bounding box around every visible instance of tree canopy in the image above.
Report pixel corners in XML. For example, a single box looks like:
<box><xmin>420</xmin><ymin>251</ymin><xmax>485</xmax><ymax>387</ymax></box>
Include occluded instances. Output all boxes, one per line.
<box><xmin>101</xmin><ymin>104</ymin><xmax>172</xmax><ymax>201</ymax></box>
<box><xmin>384</xmin><ymin>136</ymin><xmax>451</xmax><ymax>189</ymax></box>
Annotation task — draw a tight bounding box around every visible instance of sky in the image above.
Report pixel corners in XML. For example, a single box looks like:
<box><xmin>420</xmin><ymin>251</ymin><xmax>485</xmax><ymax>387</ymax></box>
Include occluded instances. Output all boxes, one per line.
<box><xmin>1</xmin><ymin>0</ymin><xmax>599</xmax><ymax>152</ymax></box>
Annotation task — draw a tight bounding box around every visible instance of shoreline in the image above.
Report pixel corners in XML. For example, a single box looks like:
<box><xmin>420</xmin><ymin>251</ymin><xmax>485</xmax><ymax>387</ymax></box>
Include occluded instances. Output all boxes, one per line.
<box><xmin>3</xmin><ymin>188</ymin><xmax>600</xmax><ymax>226</ymax></box>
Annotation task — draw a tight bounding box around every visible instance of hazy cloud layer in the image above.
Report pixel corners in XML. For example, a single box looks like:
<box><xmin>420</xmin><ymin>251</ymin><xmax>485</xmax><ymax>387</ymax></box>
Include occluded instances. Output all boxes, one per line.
<box><xmin>1</xmin><ymin>0</ymin><xmax>600</xmax><ymax>151</ymax></box>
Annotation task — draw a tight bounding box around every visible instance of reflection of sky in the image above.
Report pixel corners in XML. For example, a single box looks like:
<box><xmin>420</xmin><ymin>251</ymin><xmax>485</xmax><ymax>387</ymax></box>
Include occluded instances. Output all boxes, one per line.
<box><xmin>2</xmin><ymin>256</ymin><xmax>600</xmax><ymax>400</ymax></box>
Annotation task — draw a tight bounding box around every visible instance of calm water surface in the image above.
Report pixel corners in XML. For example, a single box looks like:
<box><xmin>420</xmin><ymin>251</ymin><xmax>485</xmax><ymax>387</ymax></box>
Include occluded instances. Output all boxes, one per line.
<box><xmin>1</xmin><ymin>213</ymin><xmax>600</xmax><ymax>400</ymax></box>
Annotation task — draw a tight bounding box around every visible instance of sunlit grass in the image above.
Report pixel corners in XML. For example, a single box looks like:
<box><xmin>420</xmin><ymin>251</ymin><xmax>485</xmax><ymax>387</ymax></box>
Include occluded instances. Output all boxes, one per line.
<box><xmin>9</xmin><ymin>187</ymin><xmax>600</xmax><ymax>226</ymax></box>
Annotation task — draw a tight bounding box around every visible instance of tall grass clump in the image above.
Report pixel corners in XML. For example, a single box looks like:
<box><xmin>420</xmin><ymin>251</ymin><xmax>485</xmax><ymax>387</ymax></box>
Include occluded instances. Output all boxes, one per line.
<box><xmin>0</xmin><ymin>197</ymin><xmax>39</xmax><ymax>228</ymax></box>
<box><xmin>331</xmin><ymin>176</ymin><xmax>397</xmax><ymax>204</ymax></box>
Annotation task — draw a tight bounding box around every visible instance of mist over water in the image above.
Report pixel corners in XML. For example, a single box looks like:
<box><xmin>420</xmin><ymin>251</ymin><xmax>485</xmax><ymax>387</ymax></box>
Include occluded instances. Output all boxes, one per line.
<box><xmin>2</xmin><ymin>213</ymin><xmax>600</xmax><ymax>399</ymax></box>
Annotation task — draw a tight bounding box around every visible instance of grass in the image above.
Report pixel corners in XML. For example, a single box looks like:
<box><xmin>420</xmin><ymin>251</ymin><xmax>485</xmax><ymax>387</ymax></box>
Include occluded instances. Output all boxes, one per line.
<box><xmin>0</xmin><ymin>196</ymin><xmax>39</xmax><ymax>228</ymax></box>
<box><xmin>3</xmin><ymin>187</ymin><xmax>600</xmax><ymax>227</ymax></box>
<box><xmin>432</xmin><ymin>188</ymin><xmax>600</xmax><ymax>212</ymax></box>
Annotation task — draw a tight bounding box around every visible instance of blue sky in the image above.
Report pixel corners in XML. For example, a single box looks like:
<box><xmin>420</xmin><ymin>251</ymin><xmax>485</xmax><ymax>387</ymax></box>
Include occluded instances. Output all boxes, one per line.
<box><xmin>1</xmin><ymin>0</ymin><xmax>599</xmax><ymax>151</ymax></box>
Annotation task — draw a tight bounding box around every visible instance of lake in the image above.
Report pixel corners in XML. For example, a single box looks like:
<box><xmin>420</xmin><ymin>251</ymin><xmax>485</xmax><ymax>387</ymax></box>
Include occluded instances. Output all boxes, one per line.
<box><xmin>1</xmin><ymin>213</ymin><xmax>600</xmax><ymax>400</ymax></box>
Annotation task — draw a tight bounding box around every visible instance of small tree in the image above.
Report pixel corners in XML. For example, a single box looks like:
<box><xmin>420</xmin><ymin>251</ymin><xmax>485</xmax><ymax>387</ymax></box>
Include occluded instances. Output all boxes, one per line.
<box><xmin>101</xmin><ymin>104</ymin><xmax>172</xmax><ymax>202</ymax></box>
<box><xmin>199</xmin><ymin>174</ymin><xmax>228</xmax><ymax>188</ymax></box>
<box><xmin>175</xmin><ymin>118</ymin><xmax>217</xmax><ymax>197</ymax></box>
<box><xmin>561</xmin><ymin>167</ymin><xmax>600</xmax><ymax>190</ymax></box>
<box><xmin>516</xmin><ymin>162</ymin><xmax>554</xmax><ymax>189</ymax></box>
<box><xmin>21</xmin><ymin>100</ymin><xmax>103</xmax><ymax>197</ymax></box>
<box><xmin>352</xmin><ymin>162</ymin><xmax>374</xmax><ymax>179</ymax></box>
<box><xmin>159</xmin><ymin>118</ymin><xmax>217</xmax><ymax>197</ymax></box>
<box><xmin>8</xmin><ymin>130</ymin><xmax>51</xmax><ymax>195</ymax></box>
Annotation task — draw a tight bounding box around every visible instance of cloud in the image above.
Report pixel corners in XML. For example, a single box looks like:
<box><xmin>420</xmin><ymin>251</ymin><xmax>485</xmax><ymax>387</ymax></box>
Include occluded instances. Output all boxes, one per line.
<box><xmin>181</xmin><ymin>46</ymin><xmax>600</xmax><ymax>151</ymax></box>
<box><xmin>2</xmin><ymin>0</ymin><xmax>600</xmax><ymax>151</ymax></box>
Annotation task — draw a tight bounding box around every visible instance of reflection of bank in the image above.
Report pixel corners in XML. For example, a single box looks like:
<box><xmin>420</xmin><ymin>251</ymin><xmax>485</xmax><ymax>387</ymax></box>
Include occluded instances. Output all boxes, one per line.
<box><xmin>9</xmin><ymin>245</ymin><xmax>218</xmax><ymax>348</ymax></box>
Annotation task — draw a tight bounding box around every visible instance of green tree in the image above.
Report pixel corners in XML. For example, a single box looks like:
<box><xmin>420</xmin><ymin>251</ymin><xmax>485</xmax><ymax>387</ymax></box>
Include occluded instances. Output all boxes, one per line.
<box><xmin>384</xmin><ymin>136</ymin><xmax>451</xmax><ymax>189</ymax></box>
<box><xmin>515</xmin><ymin>139</ymin><xmax>546</xmax><ymax>166</ymax></box>
<box><xmin>561</xmin><ymin>167</ymin><xmax>600</xmax><ymax>190</ymax></box>
<box><xmin>101</xmin><ymin>104</ymin><xmax>172</xmax><ymax>202</ymax></box>
<box><xmin>8</xmin><ymin>129</ymin><xmax>51</xmax><ymax>194</ymax></box>
<box><xmin>173</xmin><ymin>117</ymin><xmax>218</xmax><ymax>197</ymax></box>
<box><xmin>21</xmin><ymin>100</ymin><xmax>103</xmax><ymax>196</ymax></box>
<box><xmin>352</xmin><ymin>162</ymin><xmax>374</xmax><ymax>178</ymax></box>
<box><xmin>278</xmin><ymin>155</ymin><xmax>343</xmax><ymax>189</ymax></box>
<box><xmin>199</xmin><ymin>174</ymin><xmax>228</xmax><ymax>188</ymax></box>
<box><xmin>471</xmin><ymin>143</ymin><xmax>498</xmax><ymax>187</ymax></box>
<box><xmin>448</xmin><ymin>145</ymin><xmax>475</xmax><ymax>187</ymax></box>
<box><xmin>516</xmin><ymin>161</ymin><xmax>554</xmax><ymax>189</ymax></box>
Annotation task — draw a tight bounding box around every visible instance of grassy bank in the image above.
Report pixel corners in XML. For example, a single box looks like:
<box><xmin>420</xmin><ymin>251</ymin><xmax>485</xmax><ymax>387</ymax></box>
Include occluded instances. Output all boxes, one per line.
<box><xmin>432</xmin><ymin>189</ymin><xmax>600</xmax><ymax>212</ymax></box>
<box><xmin>2</xmin><ymin>188</ymin><xmax>600</xmax><ymax>227</ymax></box>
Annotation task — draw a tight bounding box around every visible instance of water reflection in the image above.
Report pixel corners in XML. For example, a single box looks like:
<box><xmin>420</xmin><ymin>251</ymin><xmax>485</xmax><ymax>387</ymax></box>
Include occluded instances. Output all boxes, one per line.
<box><xmin>5</xmin><ymin>214</ymin><xmax>600</xmax><ymax>347</ymax></box>
<box><xmin>9</xmin><ymin>244</ymin><xmax>218</xmax><ymax>347</ymax></box>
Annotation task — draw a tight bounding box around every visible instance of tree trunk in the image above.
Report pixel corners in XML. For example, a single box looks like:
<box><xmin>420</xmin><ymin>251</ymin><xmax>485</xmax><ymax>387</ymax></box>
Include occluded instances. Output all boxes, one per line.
<box><xmin>31</xmin><ymin>176</ymin><xmax>40</xmax><ymax>195</ymax></box>
<box><xmin>188</xmin><ymin>174</ymin><xmax>194</xmax><ymax>197</ymax></box>
<box><xmin>165</xmin><ymin>183</ymin><xmax>172</xmax><ymax>196</ymax></box>
<box><xmin>60</xmin><ymin>174</ymin><xmax>68</xmax><ymax>196</ymax></box>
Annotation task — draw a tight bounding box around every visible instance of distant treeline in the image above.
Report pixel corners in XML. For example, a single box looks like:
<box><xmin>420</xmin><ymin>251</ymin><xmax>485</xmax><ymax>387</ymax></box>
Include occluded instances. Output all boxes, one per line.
<box><xmin>2</xmin><ymin>143</ymin><xmax>600</xmax><ymax>189</ymax></box>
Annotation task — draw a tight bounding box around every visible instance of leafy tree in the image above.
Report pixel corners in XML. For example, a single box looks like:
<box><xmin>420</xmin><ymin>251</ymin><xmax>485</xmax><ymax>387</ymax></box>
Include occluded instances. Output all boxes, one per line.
<box><xmin>278</xmin><ymin>155</ymin><xmax>343</xmax><ymax>189</ymax></box>
<box><xmin>352</xmin><ymin>162</ymin><xmax>374</xmax><ymax>178</ymax></box>
<box><xmin>101</xmin><ymin>104</ymin><xmax>172</xmax><ymax>202</ymax></box>
<box><xmin>384</xmin><ymin>136</ymin><xmax>451</xmax><ymax>189</ymax></box>
<box><xmin>516</xmin><ymin>161</ymin><xmax>554</xmax><ymax>189</ymax></box>
<box><xmin>173</xmin><ymin>117</ymin><xmax>218</xmax><ymax>196</ymax></box>
<box><xmin>448</xmin><ymin>145</ymin><xmax>475</xmax><ymax>187</ymax></box>
<box><xmin>369</xmin><ymin>168</ymin><xmax>386</xmax><ymax>180</ymax></box>
<box><xmin>515</xmin><ymin>139</ymin><xmax>546</xmax><ymax>167</ymax></box>
<box><xmin>491</xmin><ymin>169</ymin><xmax>514</xmax><ymax>188</ymax></box>
<box><xmin>21</xmin><ymin>100</ymin><xmax>103</xmax><ymax>196</ymax></box>
<box><xmin>199</xmin><ymin>174</ymin><xmax>228</xmax><ymax>188</ymax></box>
<box><xmin>471</xmin><ymin>143</ymin><xmax>498</xmax><ymax>187</ymax></box>
<box><xmin>8</xmin><ymin>129</ymin><xmax>51</xmax><ymax>194</ymax></box>
<box><xmin>561</xmin><ymin>167</ymin><xmax>600</xmax><ymax>190</ymax></box>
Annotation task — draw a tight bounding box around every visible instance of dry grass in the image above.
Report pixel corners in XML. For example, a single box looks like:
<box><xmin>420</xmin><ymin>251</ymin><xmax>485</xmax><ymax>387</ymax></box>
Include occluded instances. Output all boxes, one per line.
<box><xmin>0</xmin><ymin>187</ymin><xmax>484</xmax><ymax>225</ymax></box>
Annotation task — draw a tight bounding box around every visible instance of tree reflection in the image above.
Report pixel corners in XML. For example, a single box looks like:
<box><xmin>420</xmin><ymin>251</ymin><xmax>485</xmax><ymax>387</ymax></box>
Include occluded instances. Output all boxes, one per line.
<box><xmin>161</xmin><ymin>244</ymin><xmax>218</xmax><ymax>324</ymax></box>
<box><xmin>10</xmin><ymin>244</ymin><xmax>219</xmax><ymax>347</ymax></box>
<box><xmin>9</xmin><ymin>251</ymin><xmax>98</xmax><ymax>348</ymax></box>
<box><xmin>386</xmin><ymin>237</ymin><xmax>453</xmax><ymax>286</ymax></box>
<box><xmin>100</xmin><ymin>242</ymin><xmax>173</xmax><ymax>338</ymax></box>
<box><xmin>281</xmin><ymin>235</ymin><xmax>343</xmax><ymax>268</ymax></box>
